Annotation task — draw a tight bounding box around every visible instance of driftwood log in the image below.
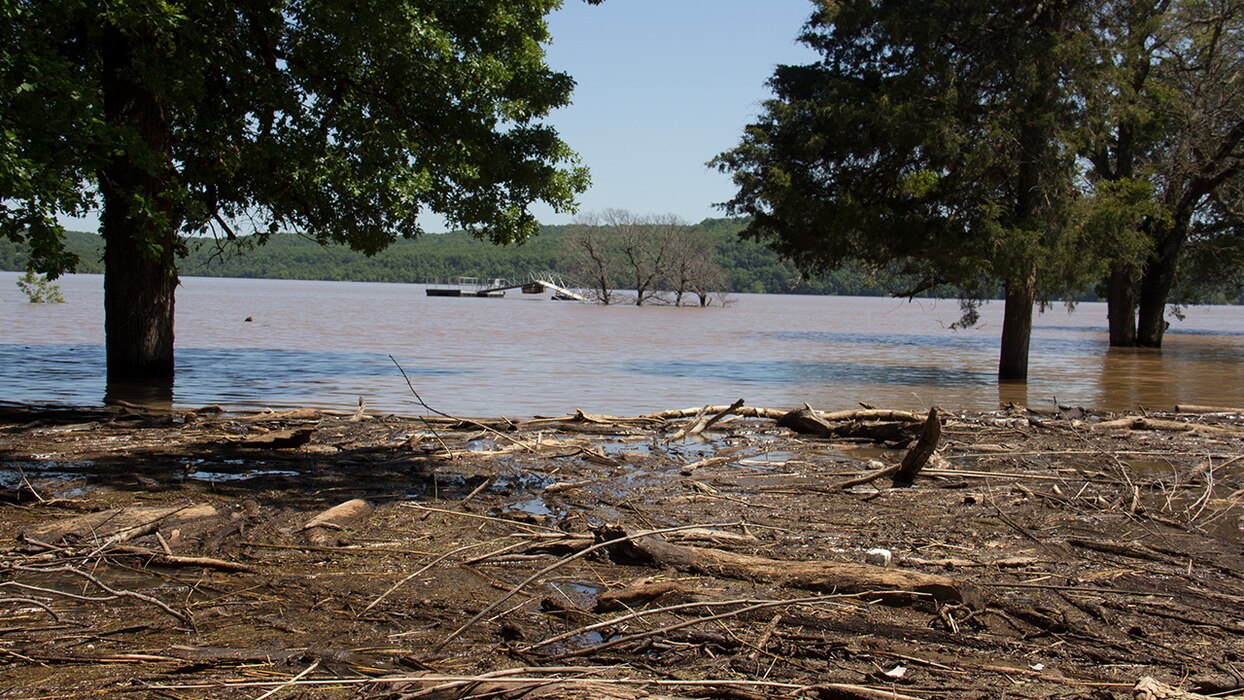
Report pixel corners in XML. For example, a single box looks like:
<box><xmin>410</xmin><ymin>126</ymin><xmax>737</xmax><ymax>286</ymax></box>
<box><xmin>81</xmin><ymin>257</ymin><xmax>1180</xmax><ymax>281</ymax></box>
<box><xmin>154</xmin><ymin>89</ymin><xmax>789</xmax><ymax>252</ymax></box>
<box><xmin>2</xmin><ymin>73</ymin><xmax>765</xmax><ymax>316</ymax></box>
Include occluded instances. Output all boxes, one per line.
<box><xmin>302</xmin><ymin>498</ymin><xmax>373</xmax><ymax>546</ymax></box>
<box><xmin>1133</xmin><ymin>676</ymin><xmax>1244</xmax><ymax>700</ymax></box>
<box><xmin>891</xmin><ymin>407</ymin><xmax>941</xmax><ymax>486</ymax></box>
<box><xmin>604</xmin><ymin>529</ymin><xmax>974</xmax><ymax>606</ymax></box>
<box><xmin>594</xmin><ymin>581</ymin><xmax>690</xmax><ymax>612</ymax></box>
<box><xmin>776</xmin><ymin>404</ymin><xmax>924</xmax><ymax>443</ymax></box>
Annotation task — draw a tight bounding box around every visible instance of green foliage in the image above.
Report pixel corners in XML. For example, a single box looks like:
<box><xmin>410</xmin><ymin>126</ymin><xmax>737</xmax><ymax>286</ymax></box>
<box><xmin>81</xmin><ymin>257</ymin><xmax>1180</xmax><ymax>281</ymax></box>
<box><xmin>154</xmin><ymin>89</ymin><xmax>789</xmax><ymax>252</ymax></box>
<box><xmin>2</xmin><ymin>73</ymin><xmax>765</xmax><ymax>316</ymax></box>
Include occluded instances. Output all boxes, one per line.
<box><xmin>1</xmin><ymin>1</ymin><xmax>589</xmax><ymax>271</ymax></box>
<box><xmin>16</xmin><ymin>270</ymin><xmax>64</xmax><ymax>303</ymax></box>
<box><xmin>0</xmin><ymin>221</ymin><xmax>940</xmax><ymax>298</ymax></box>
<box><xmin>713</xmin><ymin>0</ymin><xmax>1083</xmax><ymax>299</ymax></box>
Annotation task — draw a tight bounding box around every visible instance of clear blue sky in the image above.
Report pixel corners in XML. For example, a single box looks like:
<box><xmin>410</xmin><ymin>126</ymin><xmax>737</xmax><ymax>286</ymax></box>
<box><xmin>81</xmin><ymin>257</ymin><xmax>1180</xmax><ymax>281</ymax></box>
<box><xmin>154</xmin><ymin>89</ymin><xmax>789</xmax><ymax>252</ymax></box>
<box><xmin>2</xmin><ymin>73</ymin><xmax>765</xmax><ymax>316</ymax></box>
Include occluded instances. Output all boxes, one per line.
<box><xmin>58</xmin><ymin>1</ymin><xmax>817</xmax><ymax>233</ymax></box>
<box><xmin>530</xmin><ymin>0</ymin><xmax>817</xmax><ymax>226</ymax></box>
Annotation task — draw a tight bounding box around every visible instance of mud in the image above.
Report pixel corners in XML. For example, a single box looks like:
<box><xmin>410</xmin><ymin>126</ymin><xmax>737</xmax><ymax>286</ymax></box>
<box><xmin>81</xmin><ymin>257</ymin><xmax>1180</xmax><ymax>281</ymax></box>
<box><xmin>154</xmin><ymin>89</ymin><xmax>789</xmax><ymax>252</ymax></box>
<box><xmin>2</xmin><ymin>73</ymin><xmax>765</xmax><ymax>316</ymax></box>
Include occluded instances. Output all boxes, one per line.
<box><xmin>0</xmin><ymin>401</ymin><xmax>1242</xmax><ymax>699</ymax></box>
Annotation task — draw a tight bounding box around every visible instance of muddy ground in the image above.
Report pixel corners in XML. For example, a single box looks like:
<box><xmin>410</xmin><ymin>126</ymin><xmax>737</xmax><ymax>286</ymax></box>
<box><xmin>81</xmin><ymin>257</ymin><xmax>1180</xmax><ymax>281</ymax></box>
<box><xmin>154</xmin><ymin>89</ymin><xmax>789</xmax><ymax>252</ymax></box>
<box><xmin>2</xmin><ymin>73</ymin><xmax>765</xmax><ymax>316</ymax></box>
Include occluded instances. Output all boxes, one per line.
<box><xmin>0</xmin><ymin>400</ymin><xmax>1242</xmax><ymax>699</ymax></box>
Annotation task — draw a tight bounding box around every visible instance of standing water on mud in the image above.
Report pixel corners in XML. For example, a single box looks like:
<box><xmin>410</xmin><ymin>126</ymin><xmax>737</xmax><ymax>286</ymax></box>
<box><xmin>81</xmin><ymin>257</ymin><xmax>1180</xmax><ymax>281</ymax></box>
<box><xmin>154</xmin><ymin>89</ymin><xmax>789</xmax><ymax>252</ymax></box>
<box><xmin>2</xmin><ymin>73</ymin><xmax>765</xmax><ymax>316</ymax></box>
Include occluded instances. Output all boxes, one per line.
<box><xmin>1</xmin><ymin>271</ymin><xmax>1240</xmax><ymax>415</ymax></box>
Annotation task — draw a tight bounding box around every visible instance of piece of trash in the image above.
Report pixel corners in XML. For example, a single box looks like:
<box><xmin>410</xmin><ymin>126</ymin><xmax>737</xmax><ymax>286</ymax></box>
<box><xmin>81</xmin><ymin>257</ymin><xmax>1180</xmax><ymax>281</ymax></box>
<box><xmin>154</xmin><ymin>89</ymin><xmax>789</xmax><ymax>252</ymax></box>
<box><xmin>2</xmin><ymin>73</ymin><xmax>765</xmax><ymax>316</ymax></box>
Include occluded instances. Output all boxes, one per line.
<box><xmin>883</xmin><ymin>664</ymin><xmax>907</xmax><ymax>678</ymax></box>
<box><xmin>865</xmin><ymin>548</ymin><xmax>893</xmax><ymax>568</ymax></box>
<box><xmin>1030</xmin><ymin>663</ymin><xmax>1044</xmax><ymax>671</ymax></box>
<box><xmin>467</xmin><ymin>439</ymin><xmax>498</xmax><ymax>452</ymax></box>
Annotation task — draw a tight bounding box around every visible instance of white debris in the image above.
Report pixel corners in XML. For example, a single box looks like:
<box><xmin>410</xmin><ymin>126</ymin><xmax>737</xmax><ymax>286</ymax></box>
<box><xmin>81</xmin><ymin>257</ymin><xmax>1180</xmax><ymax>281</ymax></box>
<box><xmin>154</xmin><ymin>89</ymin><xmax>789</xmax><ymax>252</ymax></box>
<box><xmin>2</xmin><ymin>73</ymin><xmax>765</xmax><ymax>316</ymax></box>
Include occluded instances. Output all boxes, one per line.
<box><xmin>865</xmin><ymin>548</ymin><xmax>893</xmax><ymax>568</ymax></box>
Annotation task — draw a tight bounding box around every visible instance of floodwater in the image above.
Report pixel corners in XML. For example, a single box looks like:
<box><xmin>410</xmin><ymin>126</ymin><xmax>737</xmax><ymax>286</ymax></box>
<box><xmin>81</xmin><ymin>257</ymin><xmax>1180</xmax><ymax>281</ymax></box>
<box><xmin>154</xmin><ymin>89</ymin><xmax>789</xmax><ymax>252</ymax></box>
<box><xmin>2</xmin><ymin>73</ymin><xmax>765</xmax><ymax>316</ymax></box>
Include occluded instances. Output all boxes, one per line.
<box><xmin>1</xmin><ymin>272</ymin><xmax>1240</xmax><ymax>416</ymax></box>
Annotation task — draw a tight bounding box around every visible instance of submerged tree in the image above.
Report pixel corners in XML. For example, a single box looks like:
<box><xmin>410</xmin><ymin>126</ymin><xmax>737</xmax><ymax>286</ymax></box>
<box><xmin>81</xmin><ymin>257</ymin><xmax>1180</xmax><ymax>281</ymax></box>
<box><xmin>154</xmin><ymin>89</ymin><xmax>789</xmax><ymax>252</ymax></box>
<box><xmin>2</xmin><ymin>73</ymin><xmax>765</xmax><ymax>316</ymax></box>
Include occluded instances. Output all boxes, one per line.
<box><xmin>1079</xmin><ymin>0</ymin><xmax>1244</xmax><ymax>347</ymax></box>
<box><xmin>714</xmin><ymin>0</ymin><xmax>1084</xmax><ymax>382</ymax></box>
<box><xmin>0</xmin><ymin>1</ymin><xmax>591</xmax><ymax>397</ymax></box>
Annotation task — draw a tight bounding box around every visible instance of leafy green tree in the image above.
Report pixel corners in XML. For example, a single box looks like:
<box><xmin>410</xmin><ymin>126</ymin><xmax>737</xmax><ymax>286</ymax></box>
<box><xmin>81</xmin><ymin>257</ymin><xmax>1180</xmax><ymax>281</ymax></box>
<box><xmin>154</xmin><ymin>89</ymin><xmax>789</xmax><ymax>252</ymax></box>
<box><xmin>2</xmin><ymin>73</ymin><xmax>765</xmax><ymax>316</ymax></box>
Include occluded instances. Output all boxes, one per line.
<box><xmin>16</xmin><ymin>270</ymin><xmax>64</xmax><ymax>303</ymax></box>
<box><xmin>714</xmin><ymin>0</ymin><xmax>1084</xmax><ymax>382</ymax></box>
<box><xmin>1079</xmin><ymin>0</ymin><xmax>1244</xmax><ymax>346</ymax></box>
<box><xmin>1</xmin><ymin>1</ymin><xmax>591</xmax><ymax>396</ymax></box>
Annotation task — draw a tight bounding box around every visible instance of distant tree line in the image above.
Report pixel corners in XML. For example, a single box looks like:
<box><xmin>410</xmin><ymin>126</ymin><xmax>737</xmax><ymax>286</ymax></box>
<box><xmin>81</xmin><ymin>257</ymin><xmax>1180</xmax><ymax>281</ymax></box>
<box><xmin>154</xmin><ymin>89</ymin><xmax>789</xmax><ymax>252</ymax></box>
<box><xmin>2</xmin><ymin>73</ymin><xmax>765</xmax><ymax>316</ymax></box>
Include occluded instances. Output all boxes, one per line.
<box><xmin>2</xmin><ymin>220</ymin><xmax>998</xmax><ymax>299</ymax></box>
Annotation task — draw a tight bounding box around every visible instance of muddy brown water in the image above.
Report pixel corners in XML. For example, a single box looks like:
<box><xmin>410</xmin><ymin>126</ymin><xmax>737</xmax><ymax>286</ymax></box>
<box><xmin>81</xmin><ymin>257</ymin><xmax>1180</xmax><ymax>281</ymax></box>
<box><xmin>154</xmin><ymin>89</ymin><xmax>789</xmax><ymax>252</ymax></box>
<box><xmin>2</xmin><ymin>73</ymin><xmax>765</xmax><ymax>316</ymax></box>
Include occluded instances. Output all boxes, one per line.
<box><xmin>2</xmin><ymin>271</ymin><xmax>1241</xmax><ymax>415</ymax></box>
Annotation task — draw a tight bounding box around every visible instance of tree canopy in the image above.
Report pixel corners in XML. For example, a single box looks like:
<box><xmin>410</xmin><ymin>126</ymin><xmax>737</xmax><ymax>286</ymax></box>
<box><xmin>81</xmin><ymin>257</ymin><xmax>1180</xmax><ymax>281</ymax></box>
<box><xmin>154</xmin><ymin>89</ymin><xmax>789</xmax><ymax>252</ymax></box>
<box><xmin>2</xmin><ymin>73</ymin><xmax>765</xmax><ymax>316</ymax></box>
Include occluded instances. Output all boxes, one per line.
<box><xmin>715</xmin><ymin>0</ymin><xmax>1244</xmax><ymax>380</ymax></box>
<box><xmin>0</xmin><ymin>0</ymin><xmax>592</xmax><ymax>391</ymax></box>
<box><xmin>714</xmin><ymin>0</ymin><xmax>1085</xmax><ymax>381</ymax></box>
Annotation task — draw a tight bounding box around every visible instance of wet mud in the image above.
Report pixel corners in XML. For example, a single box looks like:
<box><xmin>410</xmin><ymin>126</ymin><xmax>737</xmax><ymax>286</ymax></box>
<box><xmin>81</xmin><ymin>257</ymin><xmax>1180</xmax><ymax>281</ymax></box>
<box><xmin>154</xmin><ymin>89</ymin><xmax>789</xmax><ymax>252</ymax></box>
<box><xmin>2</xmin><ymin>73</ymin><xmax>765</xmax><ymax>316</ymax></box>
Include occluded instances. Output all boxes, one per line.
<box><xmin>0</xmin><ymin>401</ymin><xmax>1242</xmax><ymax>699</ymax></box>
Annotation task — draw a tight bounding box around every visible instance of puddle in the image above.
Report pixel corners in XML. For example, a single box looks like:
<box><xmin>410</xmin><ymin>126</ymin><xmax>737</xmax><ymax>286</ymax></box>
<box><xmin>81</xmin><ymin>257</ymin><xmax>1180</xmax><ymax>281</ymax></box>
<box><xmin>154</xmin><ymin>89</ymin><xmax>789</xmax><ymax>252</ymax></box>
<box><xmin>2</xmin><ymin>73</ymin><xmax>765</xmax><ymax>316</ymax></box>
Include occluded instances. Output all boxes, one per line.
<box><xmin>1123</xmin><ymin>458</ymin><xmax>1182</xmax><ymax>479</ymax></box>
<box><xmin>509</xmin><ymin>496</ymin><xmax>554</xmax><ymax>517</ymax></box>
<box><xmin>466</xmin><ymin>438</ymin><xmax>498</xmax><ymax>452</ymax></box>
<box><xmin>186</xmin><ymin>469</ymin><xmax>301</xmax><ymax>483</ymax></box>
<box><xmin>2</xmin><ymin>461</ymin><xmax>97</xmax><ymax>496</ymax></box>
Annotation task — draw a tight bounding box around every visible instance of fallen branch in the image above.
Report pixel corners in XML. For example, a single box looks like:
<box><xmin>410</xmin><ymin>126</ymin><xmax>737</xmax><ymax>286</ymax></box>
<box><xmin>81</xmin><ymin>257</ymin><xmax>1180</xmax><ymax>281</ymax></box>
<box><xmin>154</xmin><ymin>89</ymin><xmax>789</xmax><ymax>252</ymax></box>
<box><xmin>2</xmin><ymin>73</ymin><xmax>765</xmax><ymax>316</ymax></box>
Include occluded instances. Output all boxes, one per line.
<box><xmin>891</xmin><ymin>407</ymin><xmax>940</xmax><ymax>486</ymax></box>
<box><xmin>605</xmin><ymin>529</ymin><xmax>974</xmax><ymax>606</ymax></box>
<box><xmin>436</xmin><ymin>522</ymin><xmax>742</xmax><ymax>649</ymax></box>
<box><xmin>669</xmin><ymin>399</ymin><xmax>745</xmax><ymax>440</ymax></box>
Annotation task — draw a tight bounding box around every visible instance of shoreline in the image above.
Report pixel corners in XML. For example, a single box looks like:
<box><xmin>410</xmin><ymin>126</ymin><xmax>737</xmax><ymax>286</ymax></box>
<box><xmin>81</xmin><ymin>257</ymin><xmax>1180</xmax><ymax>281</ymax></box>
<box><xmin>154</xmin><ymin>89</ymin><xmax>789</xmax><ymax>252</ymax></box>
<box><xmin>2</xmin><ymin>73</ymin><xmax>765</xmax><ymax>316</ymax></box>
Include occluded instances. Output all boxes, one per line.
<box><xmin>1</xmin><ymin>402</ymin><xmax>1242</xmax><ymax>697</ymax></box>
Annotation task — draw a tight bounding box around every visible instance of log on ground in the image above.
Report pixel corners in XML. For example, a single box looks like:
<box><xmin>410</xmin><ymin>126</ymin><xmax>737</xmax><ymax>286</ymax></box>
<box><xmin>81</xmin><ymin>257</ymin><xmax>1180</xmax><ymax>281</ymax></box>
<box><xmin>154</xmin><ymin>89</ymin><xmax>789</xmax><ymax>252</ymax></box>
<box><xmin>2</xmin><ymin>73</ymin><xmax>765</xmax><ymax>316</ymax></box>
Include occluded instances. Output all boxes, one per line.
<box><xmin>606</xmin><ymin>531</ymin><xmax>974</xmax><ymax>606</ymax></box>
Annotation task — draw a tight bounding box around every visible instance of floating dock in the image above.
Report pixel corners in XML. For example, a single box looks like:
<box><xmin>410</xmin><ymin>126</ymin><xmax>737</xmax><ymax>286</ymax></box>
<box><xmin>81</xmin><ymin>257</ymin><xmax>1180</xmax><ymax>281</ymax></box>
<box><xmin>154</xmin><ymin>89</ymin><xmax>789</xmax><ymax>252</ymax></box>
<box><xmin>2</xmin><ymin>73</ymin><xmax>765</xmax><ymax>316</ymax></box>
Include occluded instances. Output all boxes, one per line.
<box><xmin>426</xmin><ymin>273</ymin><xmax>587</xmax><ymax>302</ymax></box>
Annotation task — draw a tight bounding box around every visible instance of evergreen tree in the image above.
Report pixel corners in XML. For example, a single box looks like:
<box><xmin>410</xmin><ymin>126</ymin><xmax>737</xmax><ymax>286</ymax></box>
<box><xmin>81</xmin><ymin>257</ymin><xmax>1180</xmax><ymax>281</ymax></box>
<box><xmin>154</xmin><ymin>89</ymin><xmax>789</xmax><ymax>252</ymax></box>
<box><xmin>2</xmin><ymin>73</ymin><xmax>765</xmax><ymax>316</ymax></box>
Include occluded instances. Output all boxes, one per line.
<box><xmin>714</xmin><ymin>0</ymin><xmax>1084</xmax><ymax>382</ymax></box>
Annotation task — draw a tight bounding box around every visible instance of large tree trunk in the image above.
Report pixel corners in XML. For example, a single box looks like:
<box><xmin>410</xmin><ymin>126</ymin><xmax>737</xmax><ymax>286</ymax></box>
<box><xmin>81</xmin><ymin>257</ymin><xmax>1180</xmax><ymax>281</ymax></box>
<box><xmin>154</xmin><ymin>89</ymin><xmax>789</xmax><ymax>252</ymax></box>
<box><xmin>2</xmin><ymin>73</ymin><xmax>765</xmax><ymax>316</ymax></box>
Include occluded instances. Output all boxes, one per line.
<box><xmin>1136</xmin><ymin>219</ymin><xmax>1188</xmax><ymax>348</ymax></box>
<box><xmin>1106</xmin><ymin>263</ymin><xmax>1138</xmax><ymax>347</ymax></box>
<box><xmin>100</xmin><ymin>22</ymin><xmax>179</xmax><ymax>400</ymax></box>
<box><xmin>998</xmin><ymin>270</ymin><xmax>1037</xmax><ymax>383</ymax></box>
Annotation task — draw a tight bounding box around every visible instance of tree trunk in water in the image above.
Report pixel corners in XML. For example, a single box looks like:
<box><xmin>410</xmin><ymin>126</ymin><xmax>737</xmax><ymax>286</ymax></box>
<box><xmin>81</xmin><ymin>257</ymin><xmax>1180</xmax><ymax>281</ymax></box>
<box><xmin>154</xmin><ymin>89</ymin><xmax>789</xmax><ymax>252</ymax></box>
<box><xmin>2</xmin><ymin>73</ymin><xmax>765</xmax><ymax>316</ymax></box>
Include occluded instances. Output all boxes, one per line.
<box><xmin>1136</xmin><ymin>219</ymin><xmax>1188</xmax><ymax>348</ymax></box>
<box><xmin>100</xmin><ymin>22</ymin><xmax>179</xmax><ymax>400</ymax></box>
<box><xmin>998</xmin><ymin>271</ymin><xmax>1037</xmax><ymax>383</ymax></box>
<box><xmin>1106</xmin><ymin>263</ymin><xmax>1138</xmax><ymax>347</ymax></box>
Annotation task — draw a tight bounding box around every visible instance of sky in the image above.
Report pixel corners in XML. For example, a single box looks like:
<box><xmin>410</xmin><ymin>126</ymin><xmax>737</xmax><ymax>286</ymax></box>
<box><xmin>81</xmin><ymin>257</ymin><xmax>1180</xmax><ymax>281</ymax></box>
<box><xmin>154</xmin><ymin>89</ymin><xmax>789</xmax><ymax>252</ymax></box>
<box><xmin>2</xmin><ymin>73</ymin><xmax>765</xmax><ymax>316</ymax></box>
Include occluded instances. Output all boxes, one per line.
<box><xmin>58</xmin><ymin>1</ymin><xmax>819</xmax><ymax>234</ymax></box>
<box><xmin>530</xmin><ymin>0</ymin><xmax>818</xmax><ymax>226</ymax></box>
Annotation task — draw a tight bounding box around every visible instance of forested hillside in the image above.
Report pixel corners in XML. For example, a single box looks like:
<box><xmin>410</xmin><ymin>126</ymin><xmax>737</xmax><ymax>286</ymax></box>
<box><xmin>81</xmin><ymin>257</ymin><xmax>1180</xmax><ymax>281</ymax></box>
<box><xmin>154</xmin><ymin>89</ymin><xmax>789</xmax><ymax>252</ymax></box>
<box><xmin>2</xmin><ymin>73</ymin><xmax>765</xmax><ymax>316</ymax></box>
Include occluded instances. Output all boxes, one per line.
<box><xmin>0</xmin><ymin>220</ymin><xmax>904</xmax><ymax>296</ymax></box>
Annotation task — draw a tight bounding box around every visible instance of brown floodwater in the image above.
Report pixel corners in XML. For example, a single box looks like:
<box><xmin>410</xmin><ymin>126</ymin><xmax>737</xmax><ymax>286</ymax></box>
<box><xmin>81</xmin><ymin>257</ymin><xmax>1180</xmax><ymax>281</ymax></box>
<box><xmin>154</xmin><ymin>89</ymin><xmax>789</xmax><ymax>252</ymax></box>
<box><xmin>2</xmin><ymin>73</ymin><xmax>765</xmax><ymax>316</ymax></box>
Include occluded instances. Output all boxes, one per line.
<box><xmin>1</xmin><ymin>272</ymin><xmax>1241</xmax><ymax>416</ymax></box>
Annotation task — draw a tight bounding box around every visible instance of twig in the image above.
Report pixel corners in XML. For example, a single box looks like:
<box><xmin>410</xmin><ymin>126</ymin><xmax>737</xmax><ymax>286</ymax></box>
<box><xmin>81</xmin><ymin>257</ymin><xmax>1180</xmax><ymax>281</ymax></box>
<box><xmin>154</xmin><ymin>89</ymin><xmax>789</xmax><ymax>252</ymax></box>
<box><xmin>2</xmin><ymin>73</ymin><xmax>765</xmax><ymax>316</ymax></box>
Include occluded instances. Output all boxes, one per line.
<box><xmin>549</xmin><ymin>594</ymin><xmax>851</xmax><ymax>660</ymax></box>
<box><xmin>4</xmin><ymin>566</ymin><xmax>189</xmax><ymax>624</ymax></box>
<box><xmin>390</xmin><ymin>356</ymin><xmax>533</xmax><ymax>452</ymax></box>
<box><xmin>982</xmin><ymin>582</ymin><xmax>1174</xmax><ymax>597</ymax></box>
<box><xmin>15</xmin><ymin>464</ymin><xmax>44</xmax><ymax>503</ymax></box>
<box><xmin>398</xmin><ymin>502</ymin><xmax>561</xmax><ymax>534</ymax></box>
<box><xmin>252</xmin><ymin>659</ymin><xmax>320</xmax><ymax>700</ymax></box>
<box><xmin>436</xmin><ymin>521</ymin><xmax>742</xmax><ymax>649</ymax></box>
<box><xmin>143</xmin><ymin>673</ymin><xmax>805</xmax><ymax>693</ymax></box>
<box><xmin>0</xmin><ymin>597</ymin><xmax>61</xmax><ymax>621</ymax></box>
<box><xmin>524</xmin><ymin>596</ymin><xmax>815</xmax><ymax>653</ymax></box>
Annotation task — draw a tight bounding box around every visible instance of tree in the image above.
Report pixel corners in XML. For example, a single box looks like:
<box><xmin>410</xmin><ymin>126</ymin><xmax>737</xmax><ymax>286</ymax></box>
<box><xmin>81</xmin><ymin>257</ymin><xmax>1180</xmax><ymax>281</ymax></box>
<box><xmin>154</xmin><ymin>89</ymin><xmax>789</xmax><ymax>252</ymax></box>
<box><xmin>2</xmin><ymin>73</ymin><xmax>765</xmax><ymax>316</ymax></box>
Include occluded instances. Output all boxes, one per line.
<box><xmin>713</xmin><ymin>0</ymin><xmax>1083</xmax><ymax>382</ymax></box>
<box><xmin>16</xmin><ymin>271</ymin><xmax>64</xmax><ymax>303</ymax></box>
<box><xmin>612</xmin><ymin>210</ymin><xmax>679</xmax><ymax>306</ymax></box>
<box><xmin>1080</xmin><ymin>0</ymin><xmax>1244</xmax><ymax>347</ymax></box>
<box><xmin>0</xmin><ymin>1</ymin><xmax>591</xmax><ymax>398</ymax></box>
<box><xmin>665</xmin><ymin>227</ymin><xmax>729</xmax><ymax>306</ymax></box>
<box><xmin>561</xmin><ymin>214</ymin><xmax>621</xmax><ymax>305</ymax></box>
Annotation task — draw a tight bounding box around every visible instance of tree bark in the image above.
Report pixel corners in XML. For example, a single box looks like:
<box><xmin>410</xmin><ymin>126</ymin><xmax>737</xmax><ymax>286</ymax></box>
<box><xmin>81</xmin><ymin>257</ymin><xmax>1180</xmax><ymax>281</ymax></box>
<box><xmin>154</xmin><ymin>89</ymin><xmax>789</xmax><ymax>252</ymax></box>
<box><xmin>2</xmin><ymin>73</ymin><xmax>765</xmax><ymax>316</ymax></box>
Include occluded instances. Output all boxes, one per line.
<box><xmin>100</xmin><ymin>22</ymin><xmax>179</xmax><ymax>394</ymax></box>
<box><xmin>1136</xmin><ymin>219</ymin><xmax>1188</xmax><ymax>347</ymax></box>
<box><xmin>1106</xmin><ymin>263</ymin><xmax>1138</xmax><ymax>347</ymax></box>
<box><xmin>998</xmin><ymin>270</ymin><xmax>1037</xmax><ymax>382</ymax></box>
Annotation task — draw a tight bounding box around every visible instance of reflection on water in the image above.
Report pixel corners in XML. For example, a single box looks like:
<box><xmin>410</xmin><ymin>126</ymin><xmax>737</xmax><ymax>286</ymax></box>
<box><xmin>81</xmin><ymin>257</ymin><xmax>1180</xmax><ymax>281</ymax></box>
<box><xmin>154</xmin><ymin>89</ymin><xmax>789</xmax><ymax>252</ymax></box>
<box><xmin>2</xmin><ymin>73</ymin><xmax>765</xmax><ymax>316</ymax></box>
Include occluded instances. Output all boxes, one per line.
<box><xmin>1</xmin><ymin>272</ymin><xmax>1240</xmax><ymax>416</ymax></box>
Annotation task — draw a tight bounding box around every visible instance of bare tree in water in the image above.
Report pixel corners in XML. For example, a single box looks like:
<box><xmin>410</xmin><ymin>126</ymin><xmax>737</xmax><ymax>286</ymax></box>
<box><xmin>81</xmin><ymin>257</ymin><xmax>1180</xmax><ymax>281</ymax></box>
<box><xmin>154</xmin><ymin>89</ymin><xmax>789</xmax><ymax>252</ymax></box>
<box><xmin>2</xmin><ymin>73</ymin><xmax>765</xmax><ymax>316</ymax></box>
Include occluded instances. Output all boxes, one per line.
<box><xmin>562</xmin><ymin>213</ymin><xmax>621</xmax><ymax>304</ymax></box>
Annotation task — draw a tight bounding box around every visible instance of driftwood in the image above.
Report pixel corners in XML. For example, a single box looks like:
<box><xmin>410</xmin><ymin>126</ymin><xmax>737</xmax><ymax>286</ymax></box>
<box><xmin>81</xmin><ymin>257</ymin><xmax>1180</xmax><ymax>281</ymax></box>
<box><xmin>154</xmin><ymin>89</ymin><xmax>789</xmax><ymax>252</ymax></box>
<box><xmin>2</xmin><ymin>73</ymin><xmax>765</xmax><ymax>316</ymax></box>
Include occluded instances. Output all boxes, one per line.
<box><xmin>776</xmin><ymin>404</ymin><xmax>923</xmax><ymax>443</ymax></box>
<box><xmin>891</xmin><ymin>407</ymin><xmax>941</xmax><ymax>486</ymax></box>
<box><xmin>1132</xmin><ymin>676</ymin><xmax>1244</xmax><ymax>700</ymax></box>
<box><xmin>1092</xmin><ymin>417</ymin><xmax>1243</xmax><ymax>437</ymax></box>
<box><xmin>451</xmin><ymin>682</ymin><xmax>693</xmax><ymax>699</ymax></box>
<box><xmin>24</xmin><ymin>504</ymin><xmax>222</xmax><ymax>545</ymax></box>
<box><xmin>594</xmin><ymin>581</ymin><xmax>690</xmax><ymax>612</ymax></box>
<box><xmin>669</xmin><ymin>399</ymin><xmax>745</xmax><ymax>440</ymax></box>
<box><xmin>302</xmin><ymin>499</ymin><xmax>373</xmax><ymax>546</ymax></box>
<box><xmin>1175</xmin><ymin>404</ymin><xmax>1244</xmax><ymax>415</ymax></box>
<box><xmin>239</xmin><ymin>427</ymin><xmax>317</xmax><ymax>448</ymax></box>
<box><xmin>607</xmin><ymin>531</ymin><xmax>973</xmax><ymax>606</ymax></box>
<box><xmin>801</xmin><ymin>684</ymin><xmax>926</xmax><ymax>700</ymax></box>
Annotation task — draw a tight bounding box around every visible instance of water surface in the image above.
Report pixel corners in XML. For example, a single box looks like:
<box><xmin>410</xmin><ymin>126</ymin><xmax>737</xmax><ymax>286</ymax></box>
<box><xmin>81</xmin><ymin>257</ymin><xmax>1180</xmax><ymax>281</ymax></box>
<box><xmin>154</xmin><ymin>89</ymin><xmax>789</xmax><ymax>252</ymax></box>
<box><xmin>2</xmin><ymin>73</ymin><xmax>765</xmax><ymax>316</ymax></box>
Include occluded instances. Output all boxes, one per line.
<box><xmin>1</xmin><ymin>272</ymin><xmax>1240</xmax><ymax>415</ymax></box>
